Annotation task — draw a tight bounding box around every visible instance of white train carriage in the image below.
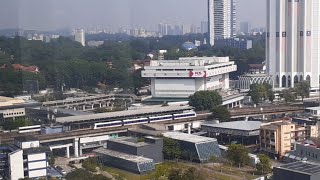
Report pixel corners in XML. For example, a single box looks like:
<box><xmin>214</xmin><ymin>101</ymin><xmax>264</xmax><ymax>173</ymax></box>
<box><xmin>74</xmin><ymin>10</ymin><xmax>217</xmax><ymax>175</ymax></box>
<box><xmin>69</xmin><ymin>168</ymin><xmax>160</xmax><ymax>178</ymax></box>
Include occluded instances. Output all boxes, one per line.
<box><xmin>123</xmin><ymin>117</ymin><xmax>149</xmax><ymax>125</ymax></box>
<box><xmin>173</xmin><ymin>111</ymin><xmax>196</xmax><ymax>120</ymax></box>
<box><xmin>18</xmin><ymin>125</ymin><xmax>41</xmax><ymax>134</ymax></box>
<box><xmin>149</xmin><ymin>115</ymin><xmax>173</xmax><ymax>122</ymax></box>
<box><xmin>94</xmin><ymin>120</ymin><xmax>123</xmax><ymax>129</ymax></box>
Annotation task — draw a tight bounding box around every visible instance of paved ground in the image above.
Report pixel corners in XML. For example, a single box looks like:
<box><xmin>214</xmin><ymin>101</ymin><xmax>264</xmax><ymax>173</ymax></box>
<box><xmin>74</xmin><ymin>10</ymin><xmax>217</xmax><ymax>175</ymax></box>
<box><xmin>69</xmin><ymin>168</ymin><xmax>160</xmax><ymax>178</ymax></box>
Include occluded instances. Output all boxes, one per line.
<box><xmin>55</xmin><ymin>157</ymin><xmax>74</xmax><ymax>174</ymax></box>
<box><xmin>47</xmin><ymin>167</ymin><xmax>63</xmax><ymax>178</ymax></box>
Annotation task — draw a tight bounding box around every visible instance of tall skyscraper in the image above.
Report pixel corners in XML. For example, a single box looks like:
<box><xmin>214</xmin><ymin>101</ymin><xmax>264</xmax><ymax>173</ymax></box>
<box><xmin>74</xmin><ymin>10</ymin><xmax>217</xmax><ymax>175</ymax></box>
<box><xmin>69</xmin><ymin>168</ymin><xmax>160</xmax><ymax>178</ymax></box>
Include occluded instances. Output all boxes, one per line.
<box><xmin>74</xmin><ymin>29</ymin><xmax>85</xmax><ymax>46</ymax></box>
<box><xmin>158</xmin><ymin>23</ymin><xmax>171</xmax><ymax>36</ymax></box>
<box><xmin>208</xmin><ymin>0</ymin><xmax>237</xmax><ymax>46</ymax></box>
<box><xmin>267</xmin><ymin>0</ymin><xmax>320</xmax><ymax>88</ymax></box>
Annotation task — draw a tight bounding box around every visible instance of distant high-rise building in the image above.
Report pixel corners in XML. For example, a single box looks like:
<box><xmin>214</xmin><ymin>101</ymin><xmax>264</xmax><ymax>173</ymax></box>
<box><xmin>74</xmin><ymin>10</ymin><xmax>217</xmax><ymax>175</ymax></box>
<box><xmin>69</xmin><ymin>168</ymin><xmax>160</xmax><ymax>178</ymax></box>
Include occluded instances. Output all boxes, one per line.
<box><xmin>201</xmin><ymin>21</ymin><xmax>209</xmax><ymax>34</ymax></box>
<box><xmin>182</xmin><ymin>25</ymin><xmax>190</xmax><ymax>35</ymax></box>
<box><xmin>208</xmin><ymin>0</ymin><xmax>215</xmax><ymax>45</ymax></box>
<box><xmin>158</xmin><ymin>23</ymin><xmax>170</xmax><ymax>36</ymax></box>
<box><xmin>240</xmin><ymin>21</ymin><xmax>251</xmax><ymax>34</ymax></box>
<box><xmin>267</xmin><ymin>0</ymin><xmax>320</xmax><ymax>88</ymax></box>
<box><xmin>190</xmin><ymin>24</ymin><xmax>200</xmax><ymax>34</ymax></box>
<box><xmin>174</xmin><ymin>25</ymin><xmax>183</xmax><ymax>35</ymax></box>
<box><xmin>208</xmin><ymin>0</ymin><xmax>237</xmax><ymax>46</ymax></box>
<box><xmin>74</xmin><ymin>29</ymin><xmax>85</xmax><ymax>46</ymax></box>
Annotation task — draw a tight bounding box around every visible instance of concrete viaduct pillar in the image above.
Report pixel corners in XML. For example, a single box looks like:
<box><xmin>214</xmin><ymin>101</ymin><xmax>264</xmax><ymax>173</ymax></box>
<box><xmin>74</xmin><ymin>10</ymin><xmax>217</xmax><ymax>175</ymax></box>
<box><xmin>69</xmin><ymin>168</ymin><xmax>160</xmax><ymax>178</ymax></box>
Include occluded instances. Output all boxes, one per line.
<box><xmin>188</xmin><ymin>123</ymin><xmax>192</xmax><ymax>134</ymax></box>
<box><xmin>74</xmin><ymin>138</ymin><xmax>79</xmax><ymax>158</ymax></box>
<box><xmin>66</xmin><ymin>146</ymin><xmax>70</xmax><ymax>158</ymax></box>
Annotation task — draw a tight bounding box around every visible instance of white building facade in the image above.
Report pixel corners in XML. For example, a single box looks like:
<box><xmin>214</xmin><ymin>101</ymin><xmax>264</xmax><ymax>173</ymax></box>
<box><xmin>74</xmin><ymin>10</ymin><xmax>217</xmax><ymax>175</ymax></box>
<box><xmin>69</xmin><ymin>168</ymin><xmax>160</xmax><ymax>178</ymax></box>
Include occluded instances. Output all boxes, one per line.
<box><xmin>74</xmin><ymin>29</ymin><xmax>85</xmax><ymax>46</ymax></box>
<box><xmin>208</xmin><ymin>0</ymin><xmax>237</xmax><ymax>46</ymax></box>
<box><xmin>0</xmin><ymin>108</ymin><xmax>25</xmax><ymax>121</ymax></box>
<box><xmin>142</xmin><ymin>57</ymin><xmax>237</xmax><ymax>98</ymax></box>
<box><xmin>7</xmin><ymin>136</ymin><xmax>48</xmax><ymax>180</ymax></box>
<box><xmin>267</xmin><ymin>0</ymin><xmax>320</xmax><ymax>88</ymax></box>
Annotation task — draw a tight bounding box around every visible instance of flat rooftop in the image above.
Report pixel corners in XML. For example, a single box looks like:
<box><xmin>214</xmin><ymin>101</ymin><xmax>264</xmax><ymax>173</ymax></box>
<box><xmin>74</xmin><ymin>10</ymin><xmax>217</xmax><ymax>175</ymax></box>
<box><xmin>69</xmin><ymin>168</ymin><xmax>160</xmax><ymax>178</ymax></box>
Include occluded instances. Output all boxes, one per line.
<box><xmin>15</xmin><ymin>135</ymin><xmax>38</xmax><ymax>142</ymax></box>
<box><xmin>162</xmin><ymin>132</ymin><xmax>217</xmax><ymax>144</ymax></box>
<box><xmin>0</xmin><ymin>96</ymin><xmax>26</xmax><ymax>107</ymax></box>
<box><xmin>108</xmin><ymin>137</ymin><xmax>150</xmax><ymax>147</ymax></box>
<box><xmin>306</xmin><ymin>106</ymin><xmax>320</xmax><ymax>111</ymax></box>
<box><xmin>276</xmin><ymin>161</ymin><xmax>320</xmax><ymax>175</ymax></box>
<box><xmin>93</xmin><ymin>148</ymin><xmax>154</xmax><ymax>163</ymax></box>
<box><xmin>56</xmin><ymin>105</ymin><xmax>193</xmax><ymax>123</ymax></box>
<box><xmin>202</xmin><ymin>121</ymin><xmax>262</xmax><ymax>131</ymax></box>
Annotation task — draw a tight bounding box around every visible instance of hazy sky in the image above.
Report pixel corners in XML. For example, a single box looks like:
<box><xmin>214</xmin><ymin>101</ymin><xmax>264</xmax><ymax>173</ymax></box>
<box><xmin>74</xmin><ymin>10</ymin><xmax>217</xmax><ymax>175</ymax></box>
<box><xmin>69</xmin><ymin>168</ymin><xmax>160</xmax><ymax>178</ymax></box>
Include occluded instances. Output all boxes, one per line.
<box><xmin>0</xmin><ymin>0</ymin><xmax>266</xmax><ymax>31</ymax></box>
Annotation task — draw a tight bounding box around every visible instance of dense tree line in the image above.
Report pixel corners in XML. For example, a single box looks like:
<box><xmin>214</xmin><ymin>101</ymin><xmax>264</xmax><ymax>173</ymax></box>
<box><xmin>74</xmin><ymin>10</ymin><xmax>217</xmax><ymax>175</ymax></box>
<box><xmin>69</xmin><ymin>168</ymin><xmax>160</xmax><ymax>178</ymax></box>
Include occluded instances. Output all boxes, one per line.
<box><xmin>0</xmin><ymin>33</ymin><xmax>265</xmax><ymax>96</ymax></box>
<box><xmin>0</xmin><ymin>36</ymin><xmax>146</xmax><ymax>95</ymax></box>
<box><xmin>189</xmin><ymin>91</ymin><xmax>223</xmax><ymax>111</ymax></box>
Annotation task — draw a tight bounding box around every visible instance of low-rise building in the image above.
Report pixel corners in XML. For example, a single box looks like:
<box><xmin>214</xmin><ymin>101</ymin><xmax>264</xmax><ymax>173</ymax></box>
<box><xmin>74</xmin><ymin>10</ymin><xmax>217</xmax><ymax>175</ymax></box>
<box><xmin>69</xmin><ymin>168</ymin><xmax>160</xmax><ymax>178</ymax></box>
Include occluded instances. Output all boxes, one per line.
<box><xmin>260</xmin><ymin>120</ymin><xmax>318</xmax><ymax>157</ymax></box>
<box><xmin>94</xmin><ymin>148</ymin><xmax>155</xmax><ymax>174</ymax></box>
<box><xmin>236</xmin><ymin>63</ymin><xmax>274</xmax><ymax>91</ymax></box>
<box><xmin>142</xmin><ymin>56</ymin><xmax>237</xmax><ymax>98</ymax></box>
<box><xmin>287</xmin><ymin>138</ymin><xmax>320</xmax><ymax>162</ymax></box>
<box><xmin>93</xmin><ymin>136</ymin><xmax>162</xmax><ymax>174</ymax></box>
<box><xmin>214</xmin><ymin>38</ymin><xmax>252</xmax><ymax>50</ymax></box>
<box><xmin>106</xmin><ymin>136</ymin><xmax>163</xmax><ymax>163</ymax></box>
<box><xmin>273</xmin><ymin>161</ymin><xmax>320</xmax><ymax>180</ymax></box>
<box><xmin>0</xmin><ymin>107</ymin><xmax>25</xmax><ymax>121</ymax></box>
<box><xmin>1</xmin><ymin>136</ymin><xmax>49</xmax><ymax>180</ymax></box>
<box><xmin>162</xmin><ymin>132</ymin><xmax>221</xmax><ymax>162</ymax></box>
<box><xmin>202</xmin><ymin>121</ymin><xmax>262</xmax><ymax>145</ymax></box>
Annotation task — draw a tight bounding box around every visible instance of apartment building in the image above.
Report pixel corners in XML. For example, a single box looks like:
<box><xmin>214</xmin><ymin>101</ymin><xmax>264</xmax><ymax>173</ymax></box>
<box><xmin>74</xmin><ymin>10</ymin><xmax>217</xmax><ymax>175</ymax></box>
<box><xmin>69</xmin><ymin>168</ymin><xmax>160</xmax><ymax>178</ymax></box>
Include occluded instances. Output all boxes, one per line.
<box><xmin>1</xmin><ymin>136</ymin><xmax>50</xmax><ymax>180</ymax></box>
<box><xmin>260</xmin><ymin>120</ymin><xmax>318</xmax><ymax>157</ymax></box>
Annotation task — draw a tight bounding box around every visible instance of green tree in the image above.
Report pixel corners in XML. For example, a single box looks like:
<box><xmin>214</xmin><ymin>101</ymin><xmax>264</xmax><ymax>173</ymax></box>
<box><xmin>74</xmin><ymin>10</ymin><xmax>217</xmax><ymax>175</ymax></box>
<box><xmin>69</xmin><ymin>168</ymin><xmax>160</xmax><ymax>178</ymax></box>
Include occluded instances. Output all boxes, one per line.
<box><xmin>227</xmin><ymin>144</ymin><xmax>249</xmax><ymax>167</ymax></box>
<box><xmin>163</xmin><ymin>137</ymin><xmax>182</xmax><ymax>160</ymax></box>
<box><xmin>2</xmin><ymin>118</ymin><xmax>33</xmax><ymax>130</ymax></box>
<box><xmin>48</xmin><ymin>155</ymin><xmax>55</xmax><ymax>166</ymax></box>
<box><xmin>132</xmin><ymin>68</ymin><xmax>149</xmax><ymax>89</ymax></box>
<box><xmin>282</xmin><ymin>88</ymin><xmax>296</xmax><ymax>103</ymax></box>
<box><xmin>189</xmin><ymin>91</ymin><xmax>222</xmax><ymax>111</ymax></box>
<box><xmin>211</xmin><ymin>106</ymin><xmax>231</xmax><ymax>122</ymax></box>
<box><xmin>248</xmin><ymin>84</ymin><xmax>268</xmax><ymax>104</ymax></box>
<box><xmin>295</xmin><ymin>81</ymin><xmax>310</xmax><ymax>101</ymax></box>
<box><xmin>256</xmin><ymin>154</ymin><xmax>272</xmax><ymax>175</ymax></box>
<box><xmin>66</xmin><ymin>169</ymin><xmax>111</xmax><ymax>180</ymax></box>
<box><xmin>82</xmin><ymin>157</ymin><xmax>98</xmax><ymax>172</ymax></box>
<box><xmin>182</xmin><ymin>167</ymin><xmax>206</xmax><ymax>180</ymax></box>
<box><xmin>167</xmin><ymin>168</ymin><xmax>183</xmax><ymax>180</ymax></box>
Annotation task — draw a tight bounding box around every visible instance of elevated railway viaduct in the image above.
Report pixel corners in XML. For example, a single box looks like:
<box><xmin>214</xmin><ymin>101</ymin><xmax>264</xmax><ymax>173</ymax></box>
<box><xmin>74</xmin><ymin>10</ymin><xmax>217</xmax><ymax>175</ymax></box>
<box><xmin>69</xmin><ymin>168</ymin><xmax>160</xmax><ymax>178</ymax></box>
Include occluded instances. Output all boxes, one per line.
<box><xmin>1</xmin><ymin>105</ymin><xmax>304</xmax><ymax>144</ymax></box>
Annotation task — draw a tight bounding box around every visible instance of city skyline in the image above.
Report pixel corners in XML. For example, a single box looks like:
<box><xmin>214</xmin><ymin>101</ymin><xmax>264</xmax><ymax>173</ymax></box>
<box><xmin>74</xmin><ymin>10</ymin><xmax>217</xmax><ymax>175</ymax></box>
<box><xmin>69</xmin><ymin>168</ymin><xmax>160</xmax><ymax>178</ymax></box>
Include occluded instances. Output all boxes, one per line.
<box><xmin>0</xmin><ymin>0</ymin><xmax>266</xmax><ymax>32</ymax></box>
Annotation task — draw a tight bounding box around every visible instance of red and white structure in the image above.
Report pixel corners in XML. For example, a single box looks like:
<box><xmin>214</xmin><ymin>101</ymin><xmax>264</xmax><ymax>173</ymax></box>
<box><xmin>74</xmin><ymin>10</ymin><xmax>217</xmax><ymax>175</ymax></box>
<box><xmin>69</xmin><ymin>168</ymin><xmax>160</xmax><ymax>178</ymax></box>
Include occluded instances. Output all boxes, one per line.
<box><xmin>142</xmin><ymin>57</ymin><xmax>237</xmax><ymax>98</ymax></box>
<box><xmin>267</xmin><ymin>0</ymin><xmax>320</xmax><ymax>88</ymax></box>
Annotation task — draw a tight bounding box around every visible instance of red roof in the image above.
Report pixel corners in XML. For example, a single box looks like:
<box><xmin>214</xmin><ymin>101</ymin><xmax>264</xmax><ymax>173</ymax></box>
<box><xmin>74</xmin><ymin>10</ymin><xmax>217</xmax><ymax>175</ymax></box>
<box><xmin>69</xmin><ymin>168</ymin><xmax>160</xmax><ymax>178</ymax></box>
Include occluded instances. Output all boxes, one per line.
<box><xmin>11</xmin><ymin>64</ymin><xmax>39</xmax><ymax>73</ymax></box>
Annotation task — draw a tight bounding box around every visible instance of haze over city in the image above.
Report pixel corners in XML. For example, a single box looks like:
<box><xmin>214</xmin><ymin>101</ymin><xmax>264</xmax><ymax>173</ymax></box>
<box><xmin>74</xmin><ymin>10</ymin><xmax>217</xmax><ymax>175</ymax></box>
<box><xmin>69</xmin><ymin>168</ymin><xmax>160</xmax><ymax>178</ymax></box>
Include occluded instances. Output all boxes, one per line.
<box><xmin>0</xmin><ymin>0</ymin><xmax>266</xmax><ymax>31</ymax></box>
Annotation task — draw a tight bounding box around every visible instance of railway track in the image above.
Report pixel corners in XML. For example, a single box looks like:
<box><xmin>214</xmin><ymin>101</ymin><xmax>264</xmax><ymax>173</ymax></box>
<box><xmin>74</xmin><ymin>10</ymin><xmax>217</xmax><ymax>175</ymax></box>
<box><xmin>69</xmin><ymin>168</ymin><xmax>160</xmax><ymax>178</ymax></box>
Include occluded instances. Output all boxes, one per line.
<box><xmin>0</xmin><ymin>105</ymin><xmax>304</xmax><ymax>144</ymax></box>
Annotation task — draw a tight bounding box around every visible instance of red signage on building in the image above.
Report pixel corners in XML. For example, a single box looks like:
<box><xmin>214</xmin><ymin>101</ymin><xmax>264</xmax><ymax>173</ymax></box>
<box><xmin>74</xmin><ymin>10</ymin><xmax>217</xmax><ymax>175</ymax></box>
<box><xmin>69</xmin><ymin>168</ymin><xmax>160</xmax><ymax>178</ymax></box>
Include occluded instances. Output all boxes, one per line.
<box><xmin>189</xmin><ymin>71</ymin><xmax>206</xmax><ymax>78</ymax></box>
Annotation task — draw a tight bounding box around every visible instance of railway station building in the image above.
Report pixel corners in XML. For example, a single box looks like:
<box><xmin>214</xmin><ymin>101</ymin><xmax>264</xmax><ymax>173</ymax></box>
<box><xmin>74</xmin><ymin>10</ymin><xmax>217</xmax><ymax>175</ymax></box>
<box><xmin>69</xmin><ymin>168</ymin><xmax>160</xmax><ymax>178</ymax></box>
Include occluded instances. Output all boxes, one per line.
<box><xmin>162</xmin><ymin>132</ymin><xmax>221</xmax><ymax>162</ymax></box>
<box><xmin>201</xmin><ymin>121</ymin><xmax>262</xmax><ymax>145</ymax></box>
<box><xmin>142</xmin><ymin>56</ymin><xmax>237</xmax><ymax>98</ymax></box>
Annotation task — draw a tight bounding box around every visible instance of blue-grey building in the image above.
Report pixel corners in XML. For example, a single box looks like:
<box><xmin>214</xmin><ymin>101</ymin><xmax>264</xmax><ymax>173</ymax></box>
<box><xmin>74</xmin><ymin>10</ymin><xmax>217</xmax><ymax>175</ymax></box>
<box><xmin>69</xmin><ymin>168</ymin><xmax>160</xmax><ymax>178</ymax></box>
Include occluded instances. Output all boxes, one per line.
<box><xmin>94</xmin><ymin>148</ymin><xmax>155</xmax><ymax>174</ymax></box>
<box><xmin>93</xmin><ymin>136</ymin><xmax>163</xmax><ymax>174</ymax></box>
<box><xmin>162</xmin><ymin>132</ymin><xmax>221</xmax><ymax>162</ymax></box>
<box><xmin>285</xmin><ymin>138</ymin><xmax>320</xmax><ymax>163</ymax></box>
<box><xmin>214</xmin><ymin>38</ymin><xmax>252</xmax><ymax>50</ymax></box>
<box><xmin>273</xmin><ymin>161</ymin><xmax>320</xmax><ymax>180</ymax></box>
<box><xmin>106</xmin><ymin>136</ymin><xmax>163</xmax><ymax>163</ymax></box>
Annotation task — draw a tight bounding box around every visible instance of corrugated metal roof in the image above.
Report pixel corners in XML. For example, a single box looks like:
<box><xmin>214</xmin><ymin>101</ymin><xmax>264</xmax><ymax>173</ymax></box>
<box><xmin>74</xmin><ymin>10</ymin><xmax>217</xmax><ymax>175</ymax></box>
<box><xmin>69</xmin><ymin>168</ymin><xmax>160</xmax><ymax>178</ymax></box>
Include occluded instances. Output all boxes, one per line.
<box><xmin>202</xmin><ymin>121</ymin><xmax>262</xmax><ymax>131</ymax></box>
